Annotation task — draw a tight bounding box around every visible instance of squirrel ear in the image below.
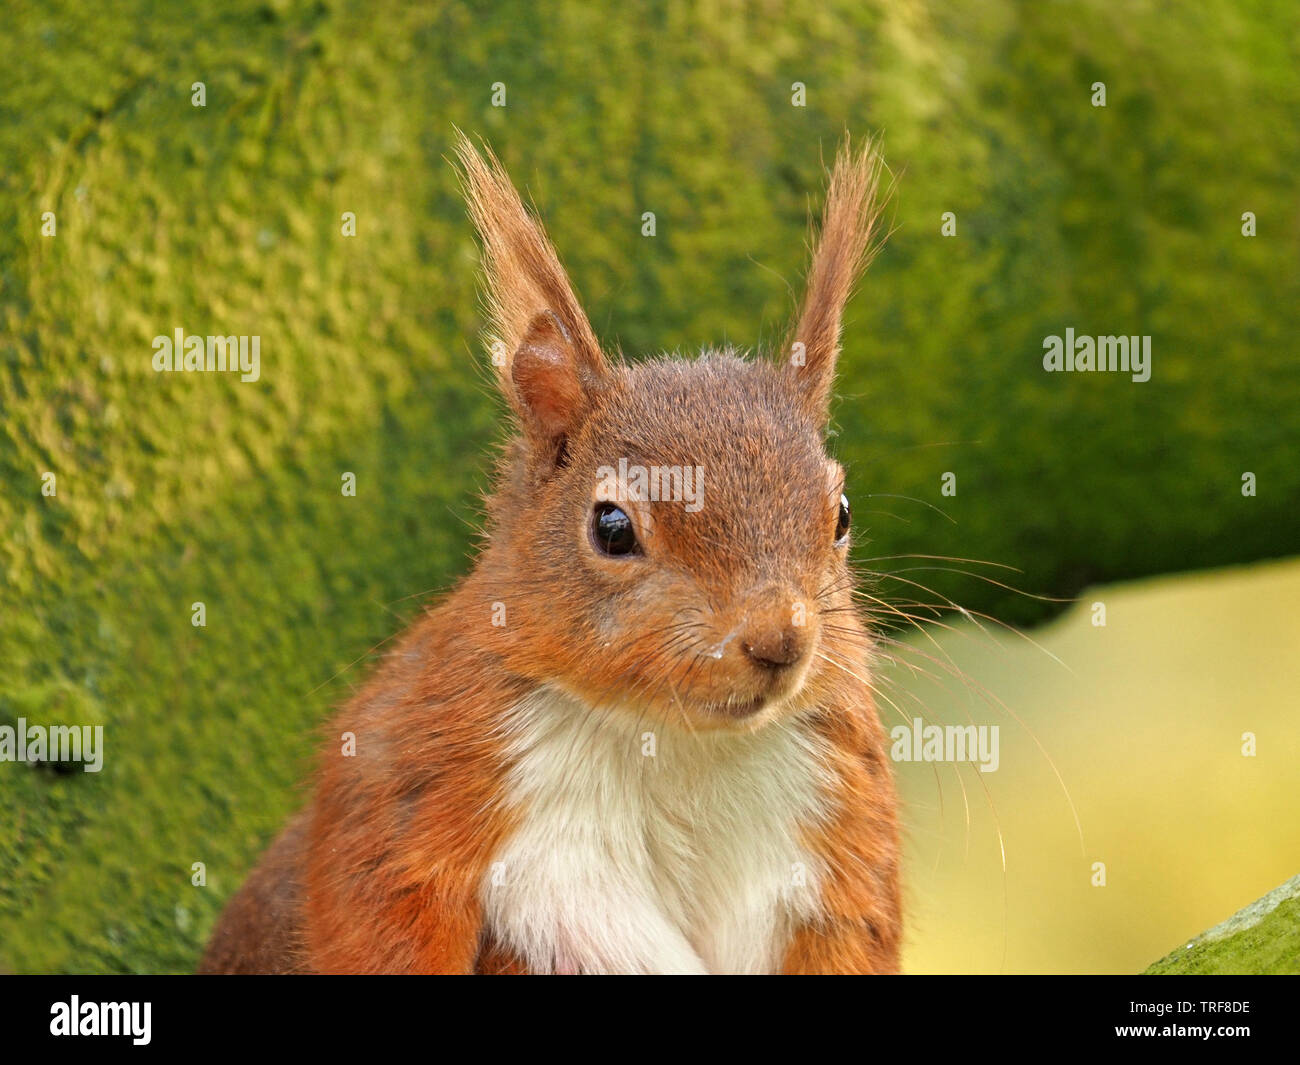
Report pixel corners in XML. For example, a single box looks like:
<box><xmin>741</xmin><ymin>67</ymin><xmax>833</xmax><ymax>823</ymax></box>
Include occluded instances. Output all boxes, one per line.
<box><xmin>510</xmin><ymin>310</ymin><xmax>589</xmax><ymax>459</ymax></box>
<box><xmin>453</xmin><ymin>131</ymin><xmax>608</xmax><ymax>424</ymax></box>
<box><xmin>785</xmin><ymin>138</ymin><xmax>889</xmax><ymax>421</ymax></box>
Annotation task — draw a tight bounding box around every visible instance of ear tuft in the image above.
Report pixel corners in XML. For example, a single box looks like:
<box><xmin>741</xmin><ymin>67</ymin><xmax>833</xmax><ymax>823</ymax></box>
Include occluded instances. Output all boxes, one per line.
<box><xmin>785</xmin><ymin>136</ymin><xmax>890</xmax><ymax>421</ymax></box>
<box><xmin>452</xmin><ymin>131</ymin><xmax>607</xmax><ymax>392</ymax></box>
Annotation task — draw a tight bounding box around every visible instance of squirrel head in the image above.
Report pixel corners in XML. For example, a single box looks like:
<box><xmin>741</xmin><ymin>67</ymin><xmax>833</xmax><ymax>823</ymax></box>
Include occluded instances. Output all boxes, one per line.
<box><xmin>455</xmin><ymin>133</ymin><xmax>888</xmax><ymax>733</ymax></box>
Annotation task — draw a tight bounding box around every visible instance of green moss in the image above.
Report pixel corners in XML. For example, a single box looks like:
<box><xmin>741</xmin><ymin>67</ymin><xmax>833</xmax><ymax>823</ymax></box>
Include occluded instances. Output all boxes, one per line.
<box><xmin>1147</xmin><ymin>878</ymin><xmax>1300</xmax><ymax>975</ymax></box>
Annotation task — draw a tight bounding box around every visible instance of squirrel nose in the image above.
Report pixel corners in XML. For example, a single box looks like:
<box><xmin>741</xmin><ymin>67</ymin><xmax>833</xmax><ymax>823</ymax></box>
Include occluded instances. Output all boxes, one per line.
<box><xmin>742</xmin><ymin>627</ymin><xmax>806</xmax><ymax>671</ymax></box>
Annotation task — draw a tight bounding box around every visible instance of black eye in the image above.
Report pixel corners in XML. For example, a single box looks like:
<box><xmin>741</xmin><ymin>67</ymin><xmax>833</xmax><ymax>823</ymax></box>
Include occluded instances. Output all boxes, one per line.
<box><xmin>834</xmin><ymin>493</ymin><xmax>851</xmax><ymax>545</ymax></box>
<box><xmin>591</xmin><ymin>503</ymin><xmax>640</xmax><ymax>557</ymax></box>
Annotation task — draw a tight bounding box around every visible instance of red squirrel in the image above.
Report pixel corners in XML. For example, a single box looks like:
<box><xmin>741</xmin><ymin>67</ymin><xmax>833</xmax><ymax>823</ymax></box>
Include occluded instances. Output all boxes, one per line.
<box><xmin>199</xmin><ymin>134</ymin><xmax>901</xmax><ymax>974</ymax></box>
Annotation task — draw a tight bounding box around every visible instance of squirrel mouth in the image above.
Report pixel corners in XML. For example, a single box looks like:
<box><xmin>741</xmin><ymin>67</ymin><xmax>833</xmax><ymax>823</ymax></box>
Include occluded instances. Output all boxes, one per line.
<box><xmin>701</xmin><ymin>695</ymin><xmax>768</xmax><ymax>720</ymax></box>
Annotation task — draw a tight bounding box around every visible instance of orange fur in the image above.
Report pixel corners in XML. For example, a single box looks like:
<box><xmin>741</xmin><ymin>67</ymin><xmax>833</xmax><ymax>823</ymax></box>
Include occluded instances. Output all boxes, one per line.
<box><xmin>784</xmin><ymin>669</ymin><xmax>902</xmax><ymax>973</ymax></box>
<box><xmin>200</xmin><ymin>133</ymin><xmax>900</xmax><ymax>975</ymax></box>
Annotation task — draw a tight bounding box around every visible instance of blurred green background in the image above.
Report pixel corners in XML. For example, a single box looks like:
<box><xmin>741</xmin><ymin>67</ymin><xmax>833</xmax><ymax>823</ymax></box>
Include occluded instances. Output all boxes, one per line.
<box><xmin>1</xmin><ymin>0</ymin><xmax>1296</xmax><ymax>972</ymax></box>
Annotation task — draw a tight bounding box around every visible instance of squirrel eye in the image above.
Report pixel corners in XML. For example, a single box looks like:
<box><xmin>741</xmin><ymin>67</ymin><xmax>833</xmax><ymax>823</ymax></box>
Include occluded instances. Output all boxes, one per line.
<box><xmin>591</xmin><ymin>503</ymin><xmax>640</xmax><ymax>557</ymax></box>
<box><xmin>834</xmin><ymin>493</ymin><xmax>851</xmax><ymax>546</ymax></box>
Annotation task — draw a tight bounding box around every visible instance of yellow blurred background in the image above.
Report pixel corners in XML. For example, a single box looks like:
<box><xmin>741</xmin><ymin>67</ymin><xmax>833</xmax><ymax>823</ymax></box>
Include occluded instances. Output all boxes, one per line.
<box><xmin>892</xmin><ymin>557</ymin><xmax>1300</xmax><ymax>973</ymax></box>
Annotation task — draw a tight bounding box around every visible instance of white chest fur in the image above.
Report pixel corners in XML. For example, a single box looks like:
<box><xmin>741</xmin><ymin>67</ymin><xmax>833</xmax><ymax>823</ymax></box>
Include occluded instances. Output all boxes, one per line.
<box><xmin>481</xmin><ymin>687</ymin><xmax>831</xmax><ymax>974</ymax></box>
